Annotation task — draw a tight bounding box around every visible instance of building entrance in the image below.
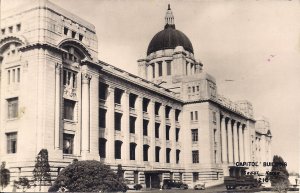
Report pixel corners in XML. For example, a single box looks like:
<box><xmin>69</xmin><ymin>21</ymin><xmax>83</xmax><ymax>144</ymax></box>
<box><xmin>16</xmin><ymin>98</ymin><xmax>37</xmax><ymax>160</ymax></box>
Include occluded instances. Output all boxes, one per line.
<box><xmin>145</xmin><ymin>172</ymin><xmax>162</xmax><ymax>189</ymax></box>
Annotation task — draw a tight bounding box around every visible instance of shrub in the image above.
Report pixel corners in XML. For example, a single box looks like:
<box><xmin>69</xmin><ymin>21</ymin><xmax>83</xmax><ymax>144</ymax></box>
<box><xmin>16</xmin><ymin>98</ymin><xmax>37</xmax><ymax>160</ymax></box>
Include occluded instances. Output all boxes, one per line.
<box><xmin>268</xmin><ymin>155</ymin><xmax>289</xmax><ymax>192</ymax></box>
<box><xmin>0</xmin><ymin>162</ymin><xmax>10</xmax><ymax>191</ymax></box>
<box><xmin>48</xmin><ymin>160</ymin><xmax>127</xmax><ymax>192</ymax></box>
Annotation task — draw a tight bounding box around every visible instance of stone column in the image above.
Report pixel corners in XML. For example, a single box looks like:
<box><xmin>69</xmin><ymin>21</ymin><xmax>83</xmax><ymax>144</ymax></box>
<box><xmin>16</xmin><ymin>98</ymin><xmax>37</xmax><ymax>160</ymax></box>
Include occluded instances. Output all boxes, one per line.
<box><xmin>233</xmin><ymin>121</ymin><xmax>239</xmax><ymax>162</ymax></box>
<box><xmin>160</xmin><ymin>105</ymin><xmax>166</xmax><ymax>163</ymax></box>
<box><xmin>243</xmin><ymin>123</ymin><xmax>250</xmax><ymax>162</ymax></box>
<box><xmin>148</xmin><ymin>64</ymin><xmax>153</xmax><ymax>81</ymax></box>
<box><xmin>81</xmin><ymin>70</ymin><xmax>92</xmax><ymax>157</ymax></box>
<box><xmin>136</xmin><ymin>96</ymin><xmax>143</xmax><ymax>163</ymax></box>
<box><xmin>122</xmin><ymin>91</ymin><xmax>130</xmax><ymax>161</ymax></box>
<box><xmin>187</xmin><ymin>62</ymin><xmax>191</xmax><ymax>75</ymax></box>
<box><xmin>227</xmin><ymin>119</ymin><xmax>233</xmax><ymax>163</ymax></box>
<box><xmin>162</xmin><ymin>61</ymin><xmax>167</xmax><ymax>77</ymax></box>
<box><xmin>221</xmin><ymin>116</ymin><xmax>227</xmax><ymax>163</ymax></box>
<box><xmin>155</xmin><ymin>62</ymin><xmax>159</xmax><ymax>78</ymax></box>
<box><xmin>149</xmin><ymin>100</ymin><xmax>156</xmax><ymax>163</ymax></box>
<box><xmin>238</xmin><ymin>125</ymin><xmax>244</xmax><ymax>161</ymax></box>
<box><xmin>106</xmin><ymin>86</ymin><xmax>115</xmax><ymax>162</ymax></box>
<box><xmin>54</xmin><ymin>63</ymin><xmax>62</xmax><ymax>149</ymax></box>
<box><xmin>170</xmin><ymin>109</ymin><xmax>176</xmax><ymax>164</ymax></box>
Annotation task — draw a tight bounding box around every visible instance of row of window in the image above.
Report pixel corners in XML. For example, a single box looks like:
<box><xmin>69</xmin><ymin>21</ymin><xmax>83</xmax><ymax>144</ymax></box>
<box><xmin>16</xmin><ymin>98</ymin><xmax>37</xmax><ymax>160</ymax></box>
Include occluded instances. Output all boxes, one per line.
<box><xmin>1</xmin><ymin>24</ymin><xmax>21</xmax><ymax>35</ymax></box>
<box><xmin>7</xmin><ymin>132</ymin><xmax>199</xmax><ymax>164</ymax></box>
<box><xmin>190</xmin><ymin>111</ymin><xmax>198</xmax><ymax>121</ymax></box>
<box><xmin>99</xmin><ymin>109</ymin><xmax>180</xmax><ymax>141</ymax></box>
<box><xmin>63</xmin><ymin>27</ymin><xmax>84</xmax><ymax>41</ymax></box>
<box><xmin>7</xmin><ymin>67</ymin><xmax>21</xmax><ymax>85</ymax></box>
<box><xmin>98</xmin><ymin>138</ymin><xmax>181</xmax><ymax>164</ymax></box>
<box><xmin>99</xmin><ymin>83</ymin><xmax>181</xmax><ymax>121</ymax></box>
<box><xmin>187</xmin><ymin>85</ymin><xmax>200</xmax><ymax>93</ymax></box>
<box><xmin>151</xmin><ymin>61</ymin><xmax>172</xmax><ymax>78</ymax></box>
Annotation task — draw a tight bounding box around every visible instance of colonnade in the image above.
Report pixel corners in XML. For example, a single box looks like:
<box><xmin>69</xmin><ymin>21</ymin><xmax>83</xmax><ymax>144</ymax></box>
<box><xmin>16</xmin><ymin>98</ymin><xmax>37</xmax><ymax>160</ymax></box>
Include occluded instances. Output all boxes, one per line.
<box><xmin>220</xmin><ymin>115</ymin><xmax>250</xmax><ymax>164</ymax></box>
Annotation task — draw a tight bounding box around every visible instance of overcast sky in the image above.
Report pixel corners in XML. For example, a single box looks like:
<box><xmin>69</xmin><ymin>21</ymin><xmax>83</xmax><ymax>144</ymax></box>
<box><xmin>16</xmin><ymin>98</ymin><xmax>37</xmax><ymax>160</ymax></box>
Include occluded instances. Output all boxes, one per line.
<box><xmin>2</xmin><ymin>0</ymin><xmax>300</xmax><ymax>172</ymax></box>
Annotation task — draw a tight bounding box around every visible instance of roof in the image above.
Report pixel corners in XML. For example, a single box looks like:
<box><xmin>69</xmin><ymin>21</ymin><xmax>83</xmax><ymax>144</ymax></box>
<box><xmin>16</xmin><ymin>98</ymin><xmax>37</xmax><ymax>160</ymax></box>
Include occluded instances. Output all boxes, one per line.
<box><xmin>147</xmin><ymin>25</ymin><xmax>194</xmax><ymax>55</ymax></box>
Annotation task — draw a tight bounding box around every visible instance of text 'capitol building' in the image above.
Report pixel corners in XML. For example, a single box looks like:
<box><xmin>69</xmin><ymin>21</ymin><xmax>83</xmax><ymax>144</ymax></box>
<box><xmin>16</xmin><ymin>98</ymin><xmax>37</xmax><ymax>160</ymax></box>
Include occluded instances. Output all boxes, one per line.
<box><xmin>0</xmin><ymin>0</ymin><xmax>272</xmax><ymax>190</ymax></box>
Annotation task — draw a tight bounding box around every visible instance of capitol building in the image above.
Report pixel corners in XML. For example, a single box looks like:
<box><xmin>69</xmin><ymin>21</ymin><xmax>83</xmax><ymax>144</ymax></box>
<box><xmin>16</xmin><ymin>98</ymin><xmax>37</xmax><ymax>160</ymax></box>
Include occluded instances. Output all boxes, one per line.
<box><xmin>0</xmin><ymin>0</ymin><xmax>272</xmax><ymax>190</ymax></box>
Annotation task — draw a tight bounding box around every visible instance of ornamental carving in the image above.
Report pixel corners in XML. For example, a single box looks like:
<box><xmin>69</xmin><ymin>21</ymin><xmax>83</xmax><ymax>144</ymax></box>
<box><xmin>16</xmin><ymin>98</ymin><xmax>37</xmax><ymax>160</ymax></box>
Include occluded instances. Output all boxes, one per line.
<box><xmin>82</xmin><ymin>72</ymin><xmax>92</xmax><ymax>84</ymax></box>
<box><xmin>64</xmin><ymin>84</ymin><xmax>77</xmax><ymax>98</ymax></box>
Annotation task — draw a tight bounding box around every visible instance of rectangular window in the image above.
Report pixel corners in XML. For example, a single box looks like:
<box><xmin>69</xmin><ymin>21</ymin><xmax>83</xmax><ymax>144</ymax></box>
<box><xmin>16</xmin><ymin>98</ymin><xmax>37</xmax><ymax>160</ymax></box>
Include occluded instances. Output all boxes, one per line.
<box><xmin>64</xmin><ymin>99</ymin><xmax>76</xmax><ymax>120</ymax></box>
<box><xmin>7</xmin><ymin>98</ymin><xmax>18</xmax><ymax>119</ymax></box>
<box><xmin>190</xmin><ymin>111</ymin><xmax>193</xmax><ymax>121</ymax></box>
<box><xmin>9</xmin><ymin>26</ymin><xmax>13</xmax><ymax>33</ymax></box>
<box><xmin>176</xmin><ymin>128</ymin><xmax>180</xmax><ymax>142</ymax></box>
<box><xmin>114</xmin><ymin>88</ymin><xmax>123</xmax><ymax>104</ymax></box>
<box><xmin>63</xmin><ymin>69</ymin><xmax>77</xmax><ymax>89</ymax></box>
<box><xmin>166</xmin><ymin>148</ymin><xmax>171</xmax><ymax>163</ymax></box>
<box><xmin>192</xmin><ymin>86</ymin><xmax>195</xmax><ymax>92</ymax></box>
<box><xmin>17</xmin><ymin>68</ymin><xmax>20</xmax><ymax>82</ymax></box>
<box><xmin>212</xmin><ymin>112</ymin><xmax>217</xmax><ymax>122</ymax></box>
<box><xmin>152</xmin><ymin>64</ymin><xmax>155</xmax><ymax>78</ymax></box>
<box><xmin>115</xmin><ymin>113</ymin><xmax>122</xmax><ymax>131</ymax></box>
<box><xmin>158</xmin><ymin>62</ymin><xmax>162</xmax><ymax>77</ymax></box>
<box><xmin>143</xmin><ymin>98</ymin><xmax>149</xmax><ymax>112</ymax></box>
<box><xmin>166</xmin><ymin>61</ymin><xmax>171</xmax><ymax>75</ymax></box>
<box><xmin>16</xmin><ymin>24</ymin><xmax>21</xmax><ymax>32</ymax></box>
<box><xmin>63</xmin><ymin>133</ymin><xmax>74</xmax><ymax>154</ymax></box>
<box><xmin>99</xmin><ymin>108</ymin><xmax>106</xmax><ymax>128</ymax></box>
<box><xmin>196</xmin><ymin>86</ymin><xmax>199</xmax><ymax>91</ymax></box>
<box><xmin>8</xmin><ymin>70</ymin><xmax>10</xmax><ymax>85</ymax></box>
<box><xmin>12</xmin><ymin>69</ymin><xmax>15</xmax><ymax>83</ymax></box>
<box><xmin>176</xmin><ymin>149</ymin><xmax>180</xmax><ymax>164</ymax></box>
<box><xmin>188</xmin><ymin>87</ymin><xmax>191</xmax><ymax>93</ymax></box>
<box><xmin>99</xmin><ymin>138</ymin><xmax>106</xmax><ymax>158</ymax></box>
<box><xmin>99</xmin><ymin>82</ymin><xmax>108</xmax><ymax>100</ymax></box>
<box><xmin>192</xmin><ymin>129</ymin><xmax>198</xmax><ymax>142</ymax></box>
<box><xmin>143</xmin><ymin>120</ymin><xmax>148</xmax><ymax>136</ymax></box>
<box><xmin>72</xmin><ymin>31</ymin><xmax>76</xmax><ymax>38</ymax></box>
<box><xmin>166</xmin><ymin>126</ymin><xmax>170</xmax><ymax>140</ymax></box>
<box><xmin>175</xmin><ymin>109</ymin><xmax>180</xmax><ymax>121</ymax></box>
<box><xmin>130</xmin><ymin>116</ymin><xmax>136</xmax><ymax>133</ymax></box>
<box><xmin>143</xmin><ymin>145</ymin><xmax>149</xmax><ymax>161</ymax></box>
<box><xmin>155</xmin><ymin>102</ymin><xmax>160</xmax><ymax>115</ymax></box>
<box><xmin>155</xmin><ymin>146</ymin><xmax>160</xmax><ymax>162</ymax></box>
<box><xmin>7</xmin><ymin>132</ymin><xmax>17</xmax><ymax>154</ymax></box>
<box><xmin>79</xmin><ymin>34</ymin><xmax>83</xmax><ymax>41</ymax></box>
<box><xmin>192</xmin><ymin>150</ymin><xmax>199</xmax><ymax>163</ymax></box>
<box><xmin>115</xmin><ymin>141</ymin><xmax>122</xmax><ymax>159</ymax></box>
<box><xmin>195</xmin><ymin>111</ymin><xmax>198</xmax><ymax>121</ymax></box>
<box><xmin>155</xmin><ymin>123</ymin><xmax>160</xmax><ymax>138</ymax></box>
<box><xmin>130</xmin><ymin>143</ymin><xmax>136</xmax><ymax>160</ymax></box>
<box><xmin>1</xmin><ymin>28</ymin><xmax>5</xmax><ymax>35</ymax></box>
<box><xmin>64</xmin><ymin>27</ymin><xmax>68</xmax><ymax>35</ymax></box>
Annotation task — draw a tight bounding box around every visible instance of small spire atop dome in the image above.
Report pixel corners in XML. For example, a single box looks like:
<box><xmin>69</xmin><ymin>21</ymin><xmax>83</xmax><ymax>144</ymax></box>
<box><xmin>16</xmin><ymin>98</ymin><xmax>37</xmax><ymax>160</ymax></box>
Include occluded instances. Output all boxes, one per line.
<box><xmin>165</xmin><ymin>4</ymin><xmax>175</xmax><ymax>29</ymax></box>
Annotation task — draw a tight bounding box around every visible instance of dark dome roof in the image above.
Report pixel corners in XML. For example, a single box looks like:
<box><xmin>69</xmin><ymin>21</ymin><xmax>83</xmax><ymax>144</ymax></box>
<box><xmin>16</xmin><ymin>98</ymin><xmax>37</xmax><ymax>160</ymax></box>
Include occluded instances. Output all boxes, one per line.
<box><xmin>147</xmin><ymin>25</ymin><xmax>194</xmax><ymax>55</ymax></box>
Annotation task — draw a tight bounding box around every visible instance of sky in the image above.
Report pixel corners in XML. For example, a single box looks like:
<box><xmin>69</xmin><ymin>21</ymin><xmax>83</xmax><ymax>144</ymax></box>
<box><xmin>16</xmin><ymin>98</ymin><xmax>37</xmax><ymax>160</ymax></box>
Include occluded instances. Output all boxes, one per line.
<box><xmin>2</xmin><ymin>0</ymin><xmax>300</xmax><ymax>173</ymax></box>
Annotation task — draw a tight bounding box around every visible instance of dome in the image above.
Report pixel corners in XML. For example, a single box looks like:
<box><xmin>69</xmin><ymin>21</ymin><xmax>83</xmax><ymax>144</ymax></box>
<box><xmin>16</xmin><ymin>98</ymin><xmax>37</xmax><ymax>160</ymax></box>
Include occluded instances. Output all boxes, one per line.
<box><xmin>147</xmin><ymin>25</ymin><xmax>194</xmax><ymax>56</ymax></box>
<box><xmin>147</xmin><ymin>5</ymin><xmax>193</xmax><ymax>56</ymax></box>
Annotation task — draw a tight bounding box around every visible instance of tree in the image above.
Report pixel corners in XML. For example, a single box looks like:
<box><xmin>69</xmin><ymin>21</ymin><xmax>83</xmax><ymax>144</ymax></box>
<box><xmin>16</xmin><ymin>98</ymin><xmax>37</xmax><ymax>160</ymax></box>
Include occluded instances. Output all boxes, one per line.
<box><xmin>14</xmin><ymin>177</ymin><xmax>31</xmax><ymax>192</ymax></box>
<box><xmin>0</xmin><ymin>162</ymin><xmax>10</xmax><ymax>191</ymax></box>
<box><xmin>268</xmin><ymin>155</ymin><xmax>289</xmax><ymax>192</ymax></box>
<box><xmin>48</xmin><ymin>160</ymin><xmax>127</xmax><ymax>192</ymax></box>
<box><xmin>33</xmin><ymin>149</ymin><xmax>51</xmax><ymax>191</ymax></box>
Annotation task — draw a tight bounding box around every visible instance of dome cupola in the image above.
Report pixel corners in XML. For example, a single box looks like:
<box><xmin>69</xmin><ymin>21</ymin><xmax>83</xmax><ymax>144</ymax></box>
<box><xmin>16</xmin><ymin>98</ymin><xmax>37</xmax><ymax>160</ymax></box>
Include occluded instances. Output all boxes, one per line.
<box><xmin>147</xmin><ymin>4</ymin><xmax>194</xmax><ymax>56</ymax></box>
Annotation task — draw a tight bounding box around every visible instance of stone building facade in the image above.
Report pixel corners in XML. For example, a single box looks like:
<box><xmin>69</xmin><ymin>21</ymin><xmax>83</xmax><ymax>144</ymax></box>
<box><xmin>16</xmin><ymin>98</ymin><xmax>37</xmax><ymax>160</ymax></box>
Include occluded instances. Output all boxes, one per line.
<box><xmin>0</xmin><ymin>0</ymin><xmax>272</xmax><ymax>190</ymax></box>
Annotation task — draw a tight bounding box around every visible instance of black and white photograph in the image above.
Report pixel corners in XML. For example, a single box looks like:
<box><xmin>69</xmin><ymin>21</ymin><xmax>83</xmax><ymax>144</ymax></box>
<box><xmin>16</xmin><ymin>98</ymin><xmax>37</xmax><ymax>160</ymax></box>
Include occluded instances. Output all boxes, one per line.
<box><xmin>0</xmin><ymin>0</ymin><xmax>299</xmax><ymax>192</ymax></box>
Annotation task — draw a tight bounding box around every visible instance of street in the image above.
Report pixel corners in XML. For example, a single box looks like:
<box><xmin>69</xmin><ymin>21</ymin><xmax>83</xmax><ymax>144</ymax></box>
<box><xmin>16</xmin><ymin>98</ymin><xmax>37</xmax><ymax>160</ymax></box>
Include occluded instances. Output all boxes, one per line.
<box><xmin>130</xmin><ymin>185</ymin><xmax>227</xmax><ymax>193</ymax></box>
